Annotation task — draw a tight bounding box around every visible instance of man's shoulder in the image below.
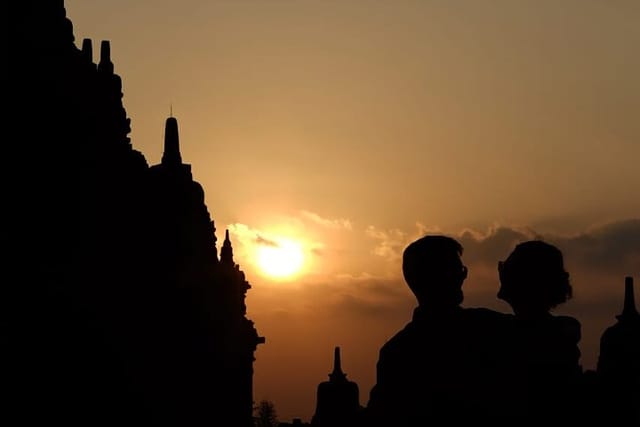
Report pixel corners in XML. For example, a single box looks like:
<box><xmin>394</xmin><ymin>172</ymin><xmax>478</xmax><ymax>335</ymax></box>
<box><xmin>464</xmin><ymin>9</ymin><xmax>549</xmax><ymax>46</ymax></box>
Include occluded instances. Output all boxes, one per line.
<box><xmin>378</xmin><ymin>321</ymin><xmax>419</xmax><ymax>354</ymax></box>
<box><xmin>383</xmin><ymin>321</ymin><xmax>415</xmax><ymax>342</ymax></box>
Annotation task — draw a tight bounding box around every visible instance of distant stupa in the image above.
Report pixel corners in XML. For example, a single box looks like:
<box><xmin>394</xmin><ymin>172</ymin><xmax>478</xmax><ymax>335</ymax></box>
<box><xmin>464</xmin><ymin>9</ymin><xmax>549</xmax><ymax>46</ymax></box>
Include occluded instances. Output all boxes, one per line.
<box><xmin>311</xmin><ymin>347</ymin><xmax>361</xmax><ymax>427</ymax></box>
<box><xmin>598</xmin><ymin>277</ymin><xmax>640</xmax><ymax>376</ymax></box>
<box><xmin>597</xmin><ymin>276</ymin><xmax>640</xmax><ymax>425</ymax></box>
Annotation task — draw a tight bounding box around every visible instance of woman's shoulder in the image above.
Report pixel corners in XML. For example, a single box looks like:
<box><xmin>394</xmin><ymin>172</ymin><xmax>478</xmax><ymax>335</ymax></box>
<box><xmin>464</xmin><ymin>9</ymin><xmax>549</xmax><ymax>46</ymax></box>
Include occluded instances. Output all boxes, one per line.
<box><xmin>552</xmin><ymin>315</ymin><xmax>581</xmax><ymax>342</ymax></box>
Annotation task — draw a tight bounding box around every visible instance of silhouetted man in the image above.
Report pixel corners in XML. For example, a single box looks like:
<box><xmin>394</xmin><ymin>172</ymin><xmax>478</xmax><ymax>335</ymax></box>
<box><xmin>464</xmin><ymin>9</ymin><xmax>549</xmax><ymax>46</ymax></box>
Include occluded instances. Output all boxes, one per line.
<box><xmin>365</xmin><ymin>235</ymin><xmax>509</xmax><ymax>426</ymax></box>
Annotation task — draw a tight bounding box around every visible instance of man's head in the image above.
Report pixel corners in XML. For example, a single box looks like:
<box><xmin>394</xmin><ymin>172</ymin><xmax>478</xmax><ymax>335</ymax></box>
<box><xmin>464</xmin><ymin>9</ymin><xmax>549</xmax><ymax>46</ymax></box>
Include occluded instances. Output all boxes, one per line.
<box><xmin>402</xmin><ymin>235</ymin><xmax>467</xmax><ymax>307</ymax></box>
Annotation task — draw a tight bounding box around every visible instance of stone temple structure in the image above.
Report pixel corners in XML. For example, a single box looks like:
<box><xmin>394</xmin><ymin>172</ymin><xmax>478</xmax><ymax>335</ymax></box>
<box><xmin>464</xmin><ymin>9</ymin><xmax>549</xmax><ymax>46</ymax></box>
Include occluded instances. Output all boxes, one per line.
<box><xmin>596</xmin><ymin>276</ymin><xmax>640</xmax><ymax>425</ymax></box>
<box><xmin>311</xmin><ymin>347</ymin><xmax>362</xmax><ymax>427</ymax></box>
<box><xmin>7</xmin><ymin>1</ymin><xmax>263</xmax><ymax>426</ymax></box>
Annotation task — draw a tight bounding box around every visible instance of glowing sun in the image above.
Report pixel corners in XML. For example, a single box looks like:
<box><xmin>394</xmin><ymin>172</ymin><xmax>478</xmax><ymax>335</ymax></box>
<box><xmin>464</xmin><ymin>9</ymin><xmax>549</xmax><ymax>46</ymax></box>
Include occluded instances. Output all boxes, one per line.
<box><xmin>256</xmin><ymin>239</ymin><xmax>304</xmax><ymax>279</ymax></box>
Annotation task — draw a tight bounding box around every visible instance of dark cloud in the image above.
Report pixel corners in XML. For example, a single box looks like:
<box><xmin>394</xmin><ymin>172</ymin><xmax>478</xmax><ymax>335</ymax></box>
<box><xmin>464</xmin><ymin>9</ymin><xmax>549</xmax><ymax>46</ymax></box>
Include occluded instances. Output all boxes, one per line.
<box><xmin>458</xmin><ymin>226</ymin><xmax>536</xmax><ymax>266</ymax></box>
<box><xmin>286</xmin><ymin>275</ymin><xmax>414</xmax><ymax>321</ymax></box>
<box><xmin>256</xmin><ymin>235</ymin><xmax>279</xmax><ymax>247</ymax></box>
<box><xmin>335</xmin><ymin>293</ymin><xmax>413</xmax><ymax>319</ymax></box>
<box><xmin>552</xmin><ymin>219</ymin><xmax>640</xmax><ymax>275</ymax></box>
<box><xmin>334</xmin><ymin>275</ymin><xmax>408</xmax><ymax>299</ymax></box>
<box><xmin>456</xmin><ymin>219</ymin><xmax>640</xmax><ymax>276</ymax></box>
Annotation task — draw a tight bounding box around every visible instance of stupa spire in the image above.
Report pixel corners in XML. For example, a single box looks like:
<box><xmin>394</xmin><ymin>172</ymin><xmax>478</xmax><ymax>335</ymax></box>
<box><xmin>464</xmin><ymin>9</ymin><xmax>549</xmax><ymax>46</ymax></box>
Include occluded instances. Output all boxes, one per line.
<box><xmin>162</xmin><ymin>116</ymin><xmax>182</xmax><ymax>166</ymax></box>
<box><xmin>98</xmin><ymin>40</ymin><xmax>113</xmax><ymax>74</ymax></box>
<box><xmin>81</xmin><ymin>38</ymin><xmax>92</xmax><ymax>63</ymax></box>
<box><xmin>221</xmin><ymin>229</ymin><xmax>234</xmax><ymax>265</ymax></box>
<box><xmin>618</xmin><ymin>276</ymin><xmax>638</xmax><ymax>320</ymax></box>
<box><xmin>329</xmin><ymin>346</ymin><xmax>347</xmax><ymax>382</ymax></box>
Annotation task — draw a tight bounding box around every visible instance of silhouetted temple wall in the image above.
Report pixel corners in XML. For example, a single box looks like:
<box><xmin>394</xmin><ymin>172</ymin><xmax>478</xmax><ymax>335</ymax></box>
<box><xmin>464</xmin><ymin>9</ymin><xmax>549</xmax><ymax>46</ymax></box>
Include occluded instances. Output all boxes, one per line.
<box><xmin>7</xmin><ymin>2</ymin><xmax>262</xmax><ymax>426</ymax></box>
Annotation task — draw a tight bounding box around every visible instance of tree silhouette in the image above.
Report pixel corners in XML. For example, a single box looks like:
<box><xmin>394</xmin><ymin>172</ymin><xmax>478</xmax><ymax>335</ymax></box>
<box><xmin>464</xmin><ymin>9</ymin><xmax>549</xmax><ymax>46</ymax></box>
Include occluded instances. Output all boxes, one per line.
<box><xmin>255</xmin><ymin>400</ymin><xmax>279</xmax><ymax>427</ymax></box>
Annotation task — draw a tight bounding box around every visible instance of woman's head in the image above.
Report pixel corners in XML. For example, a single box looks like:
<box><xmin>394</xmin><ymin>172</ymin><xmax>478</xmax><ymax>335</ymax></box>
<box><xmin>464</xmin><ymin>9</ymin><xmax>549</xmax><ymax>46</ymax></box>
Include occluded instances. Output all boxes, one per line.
<box><xmin>497</xmin><ymin>240</ymin><xmax>572</xmax><ymax>313</ymax></box>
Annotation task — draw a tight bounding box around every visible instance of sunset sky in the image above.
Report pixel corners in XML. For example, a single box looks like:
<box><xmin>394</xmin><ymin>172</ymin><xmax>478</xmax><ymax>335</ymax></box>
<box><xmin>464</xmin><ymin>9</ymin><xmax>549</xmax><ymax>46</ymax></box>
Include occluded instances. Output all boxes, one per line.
<box><xmin>65</xmin><ymin>1</ymin><xmax>639</xmax><ymax>422</ymax></box>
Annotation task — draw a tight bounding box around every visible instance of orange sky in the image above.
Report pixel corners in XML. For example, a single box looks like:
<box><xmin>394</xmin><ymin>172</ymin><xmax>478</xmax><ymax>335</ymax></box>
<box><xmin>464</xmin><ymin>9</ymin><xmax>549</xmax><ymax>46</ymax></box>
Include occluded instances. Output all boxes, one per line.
<box><xmin>65</xmin><ymin>1</ymin><xmax>639</xmax><ymax>422</ymax></box>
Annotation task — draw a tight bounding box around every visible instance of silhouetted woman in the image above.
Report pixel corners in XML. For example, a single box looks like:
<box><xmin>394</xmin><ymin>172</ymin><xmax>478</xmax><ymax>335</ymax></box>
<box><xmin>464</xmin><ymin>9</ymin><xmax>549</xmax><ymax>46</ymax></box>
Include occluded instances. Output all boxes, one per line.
<box><xmin>497</xmin><ymin>240</ymin><xmax>582</xmax><ymax>425</ymax></box>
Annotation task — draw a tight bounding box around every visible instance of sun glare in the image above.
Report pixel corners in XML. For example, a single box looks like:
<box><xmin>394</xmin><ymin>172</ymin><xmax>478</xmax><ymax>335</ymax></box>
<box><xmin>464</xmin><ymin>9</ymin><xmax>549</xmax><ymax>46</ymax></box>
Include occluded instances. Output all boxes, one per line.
<box><xmin>256</xmin><ymin>239</ymin><xmax>304</xmax><ymax>279</ymax></box>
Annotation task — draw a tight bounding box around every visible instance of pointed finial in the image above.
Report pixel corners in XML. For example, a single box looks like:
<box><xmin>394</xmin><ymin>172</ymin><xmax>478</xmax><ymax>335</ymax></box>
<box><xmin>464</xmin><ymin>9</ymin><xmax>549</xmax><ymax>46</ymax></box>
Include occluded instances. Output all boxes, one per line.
<box><xmin>334</xmin><ymin>347</ymin><xmax>342</xmax><ymax>372</ymax></box>
<box><xmin>221</xmin><ymin>229</ymin><xmax>234</xmax><ymax>265</ymax></box>
<box><xmin>98</xmin><ymin>40</ymin><xmax>114</xmax><ymax>74</ymax></box>
<box><xmin>170</xmin><ymin>103</ymin><xmax>173</xmax><ymax>118</ymax></box>
<box><xmin>329</xmin><ymin>346</ymin><xmax>347</xmax><ymax>382</ymax></box>
<box><xmin>100</xmin><ymin>40</ymin><xmax>110</xmax><ymax>61</ymax></box>
<box><xmin>81</xmin><ymin>38</ymin><xmax>93</xmax><ymax>63</ymax></box>
<box><xmin>161</xmin><ymin>116</ymin><xmax>182</xmax><ymax>165</ymax></box>
<box><xmin>618</xmin><ymin>276</ymin><xmax>639</xmax><ymax>320</ymax></box>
